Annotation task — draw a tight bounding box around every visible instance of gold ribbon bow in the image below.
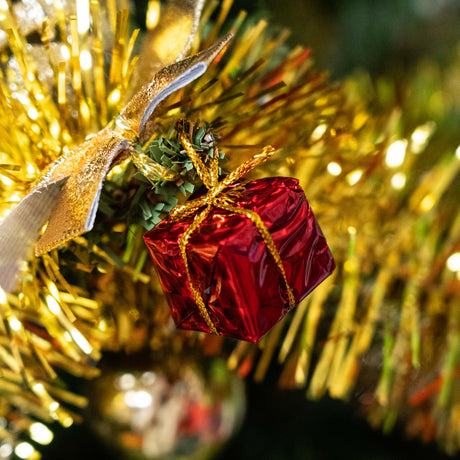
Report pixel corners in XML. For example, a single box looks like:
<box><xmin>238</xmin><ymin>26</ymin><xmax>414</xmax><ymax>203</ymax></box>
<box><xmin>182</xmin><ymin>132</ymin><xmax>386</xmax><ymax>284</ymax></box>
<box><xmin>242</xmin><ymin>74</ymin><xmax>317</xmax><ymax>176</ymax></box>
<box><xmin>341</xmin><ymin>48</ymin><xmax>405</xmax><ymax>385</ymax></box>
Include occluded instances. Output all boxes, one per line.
<box><xmin>0</xmin><ymin>10</ymin><xmax>232</xmax><ymax>293</ymax></box>
<box><xmin>171</xmin><ymin>124</ymin><xmax>296</xmax><ymax>334</ymax></box>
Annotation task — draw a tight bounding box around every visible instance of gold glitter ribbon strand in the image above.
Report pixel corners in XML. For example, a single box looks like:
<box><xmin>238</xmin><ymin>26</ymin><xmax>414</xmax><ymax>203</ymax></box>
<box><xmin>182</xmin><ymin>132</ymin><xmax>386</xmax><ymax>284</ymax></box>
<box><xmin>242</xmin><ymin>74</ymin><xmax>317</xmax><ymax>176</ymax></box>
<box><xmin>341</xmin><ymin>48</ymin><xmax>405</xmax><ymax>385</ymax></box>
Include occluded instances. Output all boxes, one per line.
<box><xmin>171</xmin><ymin>125</ymin><xmax>295</xmax><ymax>334</ymax></box>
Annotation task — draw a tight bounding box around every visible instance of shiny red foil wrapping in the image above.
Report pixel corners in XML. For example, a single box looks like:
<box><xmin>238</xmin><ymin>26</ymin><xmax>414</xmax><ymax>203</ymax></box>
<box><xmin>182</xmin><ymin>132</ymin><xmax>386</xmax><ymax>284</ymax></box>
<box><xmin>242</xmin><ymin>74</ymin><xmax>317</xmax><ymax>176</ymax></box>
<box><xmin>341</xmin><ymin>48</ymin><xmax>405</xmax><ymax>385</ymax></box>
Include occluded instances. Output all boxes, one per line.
<box><xmin>144</xmin><ymin>177</ymin><xmax>335</xmax><ymax>342</ymax></box>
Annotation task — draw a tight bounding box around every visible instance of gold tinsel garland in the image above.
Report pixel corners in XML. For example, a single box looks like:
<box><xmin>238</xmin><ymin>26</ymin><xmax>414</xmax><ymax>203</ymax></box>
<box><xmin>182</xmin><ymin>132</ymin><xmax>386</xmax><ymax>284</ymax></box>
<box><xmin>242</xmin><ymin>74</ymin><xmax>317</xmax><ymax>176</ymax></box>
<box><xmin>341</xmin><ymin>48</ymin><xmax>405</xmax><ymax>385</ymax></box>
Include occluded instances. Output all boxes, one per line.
<box><xmin>0</xmin><ymin>0</ymin><xmax>458</xmax><ymax>457</ymax></box>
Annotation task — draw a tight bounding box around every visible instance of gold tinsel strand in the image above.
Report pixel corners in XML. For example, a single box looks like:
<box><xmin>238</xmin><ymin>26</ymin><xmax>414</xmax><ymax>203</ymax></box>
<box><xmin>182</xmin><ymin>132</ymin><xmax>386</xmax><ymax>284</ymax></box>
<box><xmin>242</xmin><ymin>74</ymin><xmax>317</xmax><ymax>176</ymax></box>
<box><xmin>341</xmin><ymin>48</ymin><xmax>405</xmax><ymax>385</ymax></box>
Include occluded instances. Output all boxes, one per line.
<box><xmin>0</xmin><ymin>0</ymin><xmax>136</xmax><ymax>454</ymax></box>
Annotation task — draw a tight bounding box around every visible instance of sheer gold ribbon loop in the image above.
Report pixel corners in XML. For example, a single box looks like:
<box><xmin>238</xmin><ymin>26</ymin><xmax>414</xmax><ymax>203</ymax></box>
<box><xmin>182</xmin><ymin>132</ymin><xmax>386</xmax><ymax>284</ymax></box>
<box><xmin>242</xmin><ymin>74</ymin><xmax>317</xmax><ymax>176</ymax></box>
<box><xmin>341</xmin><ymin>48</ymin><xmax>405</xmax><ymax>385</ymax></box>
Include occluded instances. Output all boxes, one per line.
<box><xmin>170</xmin><ymin>126</ymin><xmax>295</xmax><ymax>335</ymax></box>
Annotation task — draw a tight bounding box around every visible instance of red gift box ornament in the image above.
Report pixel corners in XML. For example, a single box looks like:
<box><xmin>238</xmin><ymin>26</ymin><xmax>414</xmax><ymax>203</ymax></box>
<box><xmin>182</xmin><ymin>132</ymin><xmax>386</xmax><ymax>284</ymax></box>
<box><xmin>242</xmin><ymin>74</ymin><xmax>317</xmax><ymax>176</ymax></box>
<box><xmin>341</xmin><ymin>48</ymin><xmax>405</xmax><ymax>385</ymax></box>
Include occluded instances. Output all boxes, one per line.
<box><xmin>144</xmin><ymin>123</ymin><xmax>335</xmax><ymax>342</ymax></box>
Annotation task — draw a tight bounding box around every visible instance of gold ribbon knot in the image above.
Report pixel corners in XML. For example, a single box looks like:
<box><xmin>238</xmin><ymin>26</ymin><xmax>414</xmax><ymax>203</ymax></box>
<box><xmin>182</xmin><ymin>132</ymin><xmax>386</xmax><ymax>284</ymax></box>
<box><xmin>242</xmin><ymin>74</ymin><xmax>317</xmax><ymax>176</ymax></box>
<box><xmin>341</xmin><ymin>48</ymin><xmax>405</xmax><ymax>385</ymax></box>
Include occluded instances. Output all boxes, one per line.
<box><xmin>171</xmin><ymin>123</ymin><xmax>296</xmax><ymax>335</ymax></box>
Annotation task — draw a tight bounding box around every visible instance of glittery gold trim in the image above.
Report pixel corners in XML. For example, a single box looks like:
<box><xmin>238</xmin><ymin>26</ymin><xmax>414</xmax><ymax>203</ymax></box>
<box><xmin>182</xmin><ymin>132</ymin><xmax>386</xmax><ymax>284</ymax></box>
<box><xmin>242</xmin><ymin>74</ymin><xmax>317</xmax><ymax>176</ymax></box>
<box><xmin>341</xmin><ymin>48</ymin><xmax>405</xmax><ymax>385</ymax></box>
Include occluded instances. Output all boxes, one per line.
<box><xmin>171</xmin><ymin>125</ymin><xmax>295</xmax><ymax>335</ymax></box>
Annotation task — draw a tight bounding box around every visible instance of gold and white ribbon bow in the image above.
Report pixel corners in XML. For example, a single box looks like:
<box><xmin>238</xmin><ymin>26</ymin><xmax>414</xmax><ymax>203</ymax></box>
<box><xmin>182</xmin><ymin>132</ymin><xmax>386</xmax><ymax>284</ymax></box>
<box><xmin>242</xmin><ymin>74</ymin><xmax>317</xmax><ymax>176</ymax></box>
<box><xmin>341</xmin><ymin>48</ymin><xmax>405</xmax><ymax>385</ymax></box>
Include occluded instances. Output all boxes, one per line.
<box><xmin>0</xmin><ymin>1</ymin><xmax>232</xmax><ymax>293</ymax></box>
